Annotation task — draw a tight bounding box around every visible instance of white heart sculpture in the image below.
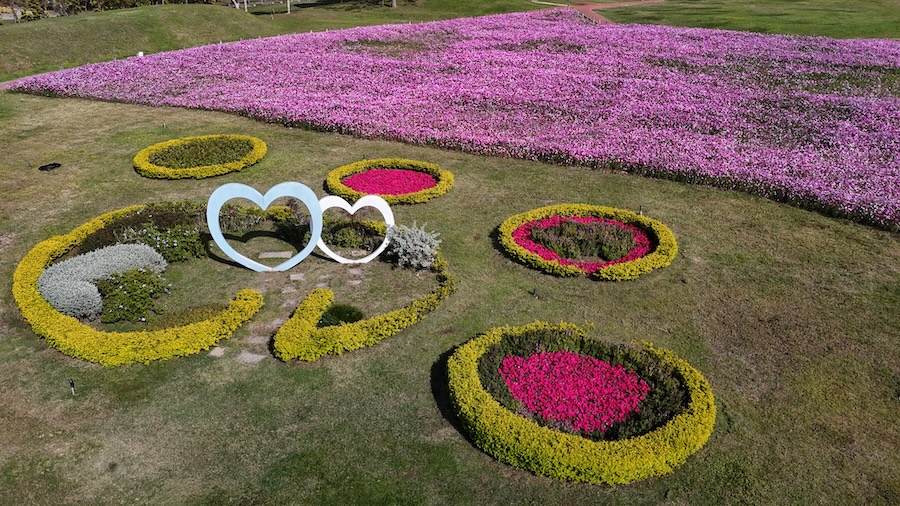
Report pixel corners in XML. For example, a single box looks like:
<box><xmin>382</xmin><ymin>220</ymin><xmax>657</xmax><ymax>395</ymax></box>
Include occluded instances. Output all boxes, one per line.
<box><xmin>317</xmin><ymin>195</ymin><xmax>395</xmax><ymax>264</ymax></box>
<box><xmin>207</xmin><ymin>182</ymin><xmax>323</xmax><ymax>272</ymax></box>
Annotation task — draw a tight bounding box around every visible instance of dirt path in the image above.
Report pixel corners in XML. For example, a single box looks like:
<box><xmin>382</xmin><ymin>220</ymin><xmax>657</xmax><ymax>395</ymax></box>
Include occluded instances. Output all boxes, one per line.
<box><xmin>558</xmin><ymin>0</ymin><xmax>666</xmax><ymax>24</ymax></box>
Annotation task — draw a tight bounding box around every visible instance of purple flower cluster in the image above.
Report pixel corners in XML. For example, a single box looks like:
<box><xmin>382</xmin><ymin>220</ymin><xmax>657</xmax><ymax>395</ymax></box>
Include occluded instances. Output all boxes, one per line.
<box><xmin>14</xmin><ymin>10</ymin><xmax>899</xmax><ymax>227</ymax></box>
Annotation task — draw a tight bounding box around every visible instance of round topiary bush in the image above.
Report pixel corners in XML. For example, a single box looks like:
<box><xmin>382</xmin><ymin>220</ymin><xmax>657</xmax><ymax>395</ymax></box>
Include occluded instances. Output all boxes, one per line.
<box><xmin>497</xmin><ymin>204</ymin><xmax>677</xmax><ymax>281</ymax></box>
<box><xmin>325</xmin><ymin>158</ymin><xmax>454</xmax><ymax>204</ymax></box>
<box><xmin>447</xmin><ymin>321</ymin><xmax>716</xmax><ymax>485</ymax></box>
<box><xmin>133</xmin><ymin>134</ymin><xmax>267</xmax><ymax>179</ymax></box>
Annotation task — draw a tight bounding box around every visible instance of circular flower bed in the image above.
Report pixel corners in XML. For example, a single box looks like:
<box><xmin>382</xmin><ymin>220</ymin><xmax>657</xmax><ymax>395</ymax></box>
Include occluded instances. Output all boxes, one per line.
<box><xmin>325</xmin><ymin>158</ymin><xmax>453</xmax><ymax>204</ymax></box>
<box><xmin>133</xmin><ymin>134</ymin><xmax>267</xmax><ymax>179</ymax></box>
<box><xmin>447</xmin><ymin>321</ymin><xmax>716</xmax><ymax>485</ymax></box>
<box><xmin>497</xmin><ymin>204</ymin><xmax>677</xmax><ymax>281</ymax></box>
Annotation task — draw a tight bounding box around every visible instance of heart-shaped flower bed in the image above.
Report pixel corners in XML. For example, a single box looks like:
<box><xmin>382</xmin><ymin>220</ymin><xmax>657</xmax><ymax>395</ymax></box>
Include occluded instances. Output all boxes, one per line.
<box><xmin>500</xmin><ymin>350</ymin><xmax>649</xmax><ymax>433</ymax></box>
<box><xmin>325</xmin><ymin>158</ymin><xmax>454</xmax><ymax>204</ymax></box>
<box><xmin>447</xmin><ymin>321</ymin><xmax>716</xmax><ymax>485</ymax></box>
<box><xmin>498</xmin><ymin>204</ymin><xmax>677</xmax><ymax>281</ymax></box>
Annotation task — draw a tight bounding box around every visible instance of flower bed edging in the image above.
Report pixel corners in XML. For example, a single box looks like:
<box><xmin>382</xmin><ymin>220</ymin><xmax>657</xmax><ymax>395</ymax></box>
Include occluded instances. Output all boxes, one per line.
<box><xmin>12</xmin><ymin>206</ymin><xmax>264</xmax><ymax>366</ymax></box>
<box><xmin>133</xmin><ymin>134</ymin><xmax>267</xmax><ymax>179</ymax></box>
<box><xmin>497</xmin><ymin>204</ymin><xmax>678</xmax><ymax>281</ymax></box>
<box><xmin>325</xmin><ymin>158</ymin><xmax>454</xmax><ymax>204</ymax></box>
<box><xmin>447</xmin><ymin>321</ymin><xmax>716</xmax><ymax>485</ymax></box>
<box><xmin>273</xmin><ymin>231</ymin><xmax>456</xmax><ymax>362</ymax></box>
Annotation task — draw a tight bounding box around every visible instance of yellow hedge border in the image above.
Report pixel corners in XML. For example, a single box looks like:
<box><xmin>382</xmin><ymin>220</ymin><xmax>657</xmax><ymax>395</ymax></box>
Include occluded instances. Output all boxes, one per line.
<box><xmin>497</xmin><ymin>204</ymin><xmax>678</xmax><ymax>281</ymax></box>
<box><xmin>133</xmin><ymin>134</ymin><xmax>267</xmax><ymax>179</ymax></box>
<box><xmin>273</xmin><ymin>235</ymin><xmax>456</xmax><ymax>361</ymax></box>
<box><xmin>325</xmin><ymin>158</ymin><xmax>454</xmax><ymax>204</ymax></box>
<box><xmin>447</xmin><ymin>321</ymin><xmax>716</xmax><ymax>485</ymax></box>
<box><xmin>12</xmin><ymin>206</ymin><xmax>264</xmax><ymax>367</ymax></box>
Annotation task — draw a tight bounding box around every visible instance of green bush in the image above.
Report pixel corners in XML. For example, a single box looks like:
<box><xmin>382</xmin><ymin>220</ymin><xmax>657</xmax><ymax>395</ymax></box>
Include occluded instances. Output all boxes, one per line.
<box><xmin>318</xmin><ymin>303</ymin><xmax>366</xmax><ymax>327</ymax></box>
<box><xmin>97</xmin><ymin>268</ymin><xmax>169</xmax><ymax>323</ymax></box>
<box><xmin>530</xmin><ymin>219</ymin><xmax>636</xmax><ymax>261</ymax></box>
<box><xmin>133</xmin><ymin>134</ymin><xmax>267</xmax><ymax>179</ymax></box>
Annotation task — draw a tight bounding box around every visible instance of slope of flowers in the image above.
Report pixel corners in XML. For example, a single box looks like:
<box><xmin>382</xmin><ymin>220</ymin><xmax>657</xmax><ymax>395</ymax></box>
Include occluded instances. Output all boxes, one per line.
<box><xmin>13</xmin><ymin>9</ymin><xmax>900</xmax><ymax>228</ymax></box>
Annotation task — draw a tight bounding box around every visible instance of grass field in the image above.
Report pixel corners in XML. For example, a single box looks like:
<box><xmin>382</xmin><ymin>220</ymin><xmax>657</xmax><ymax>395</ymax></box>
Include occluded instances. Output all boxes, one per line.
<box><xmin>1</xmin><ymin>2</ymin><xmax>898</xmax><ymax>504</ymax></box>
<box><xmin>602</xmin><ymin>0</ymin><xmax>900</xmax><ymax>39</ymax></box>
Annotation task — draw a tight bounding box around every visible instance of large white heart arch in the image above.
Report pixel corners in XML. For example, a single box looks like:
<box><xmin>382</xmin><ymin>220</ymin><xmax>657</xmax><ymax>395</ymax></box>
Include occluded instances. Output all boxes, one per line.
<box><xmin>207</xmin><ymin>183</ymin><xmax>394</xmax><ymax>271</ymax></box>
<box><xmin>207</xmin><ymin>182</ymin><xmax>324</xmax><ymax>272</ymax></box>
<box><xmin>316</xmin><ymin>195</ymin><xmax>395</xmax><ymax>264</ymax></box>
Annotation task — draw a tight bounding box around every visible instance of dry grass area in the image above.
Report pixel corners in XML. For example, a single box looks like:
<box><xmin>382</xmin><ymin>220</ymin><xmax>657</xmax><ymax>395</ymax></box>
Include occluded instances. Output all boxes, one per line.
<box><xmin>0</xmin><ymin>93</ymin><xmax>898</xmax><ymax>504</ymax></box>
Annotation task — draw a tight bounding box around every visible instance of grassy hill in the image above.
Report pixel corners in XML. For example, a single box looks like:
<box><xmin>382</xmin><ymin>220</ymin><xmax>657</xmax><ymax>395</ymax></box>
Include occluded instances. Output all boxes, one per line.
<box><xmin>0</xmin><ymin>2</ymin><xmax>537</xmax><ymax>82</ymax></box>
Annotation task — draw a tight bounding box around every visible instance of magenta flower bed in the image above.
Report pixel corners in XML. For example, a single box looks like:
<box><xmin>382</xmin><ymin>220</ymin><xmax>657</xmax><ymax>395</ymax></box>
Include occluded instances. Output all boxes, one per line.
<box><xmin>342</xmin><ymin>168</ymin><xmax>437</xmax><ymax>195</ymax></box>
<box><xmin>500</xmin><ymin>350</ymin><xmax>650</xmax><ymax>433</ymax></box>
<box><xmin>13</xmin><ymin>10</ymin><xmax>900</xmax><ymax>228</ymax></box>
<box><xmin>512</xmin><ymin>216</ymin><xmax>651</xmax><ymax>274</ymax></box>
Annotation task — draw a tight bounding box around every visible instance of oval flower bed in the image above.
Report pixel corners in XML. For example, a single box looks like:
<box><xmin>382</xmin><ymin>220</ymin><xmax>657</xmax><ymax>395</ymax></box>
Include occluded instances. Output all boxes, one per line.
<box><xmin>12</xmin><ymin>205</ymin><xmax>263</xmax><ymax>367</ymax></box>
<box><xmin>325</xmin><ymin>158</ymin><xmax>454</xmax><ymax>204</ymax></box>
<box><xmin>133</xmin><ymin>134</ymin><xmax>267</xmax><ymax>179</ymax></box>
<box><xmin>498</xmin><ymin>204</ymin><xmax>677</xmax><ymax>281</ymax></box>
<box><xmin>447</xmin><ymin>321</ymin><xmax>716</xmax><ymax>485</ymax></box>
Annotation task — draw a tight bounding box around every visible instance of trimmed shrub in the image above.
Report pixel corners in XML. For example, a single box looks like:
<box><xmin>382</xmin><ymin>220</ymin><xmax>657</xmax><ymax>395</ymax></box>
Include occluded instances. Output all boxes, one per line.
<box><xmin>325</xmin><ymin>158</ymin><xmax>454</xmax><ymax>204</ymax></box>
<box><xmin>37</xmin><ymin>243</ymin><xmax>166</xmax><ymax>320</ymax></box>
<box><xmin>13</xmin><ymin>206</ymin><xmax>264</xmax><ymax>367</ymax></box>
<box><xmin>273</xmin><ymin>252</ymin><xmax>456</xmax><ymax>362</ymax></box>
<box><xmin>498</xmin><ymin>204</ymin><xmax>678</xmax><ymax>281</ymax></box>
<box><xmin>133</xmin><ymin>134</ymin><xmax>267</xmax><ymax>179</ymax></box>
<box><xmin>447</xmin><ymin>322</ymin><xmax>716</xmax><ymax>485</ymax></box>
<box><xmin>385</xmin><ymin>222</ymin><xmax>441</xmax><ymax>269</ymax></box>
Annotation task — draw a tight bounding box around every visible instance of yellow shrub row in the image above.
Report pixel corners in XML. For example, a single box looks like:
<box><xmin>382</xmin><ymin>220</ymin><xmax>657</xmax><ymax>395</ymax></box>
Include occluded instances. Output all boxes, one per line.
<box><xmin>273</xmin><ymin>254</ymin><xmax>456</xmax><ymax>362</ymax></box>
<box><xmin>133</xmin><ymin>134</ymin><xmax>267</xmax><ymax>179</ymax></box>
<box><xmin>447</xmin><ymin>321</ymin><xmax>716</xmax><ymax>485</ymax></box>
<box><xmin>325</xmin><ymin>158</ymin><xmax>454</xmax><ymax>204</ymax></box>
<box><xmin>497</xmin><ymin>203</ymin><xmax>678</xmax><ymax>281</ymax></box>
<box><xmin>12</xmin><ymin>206</ymin><xmax>264</xmax><ymax>367</ymax></box>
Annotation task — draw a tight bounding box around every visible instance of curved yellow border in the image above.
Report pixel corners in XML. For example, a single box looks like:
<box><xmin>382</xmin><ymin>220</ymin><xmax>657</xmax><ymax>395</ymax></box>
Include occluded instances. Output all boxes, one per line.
<box><xmin>325</xmin><ymin>158</ymin><xmax>454</xmax><ymax>204</ymax></box>
<box><xmin>447</xmin><ymin>321</ymin><xmax>716</xmax><ymax>485</ymax></box>
<box><xmin>497</xmin><ymin>204</ymin><xmax>678</xmax><ymax>281</ymax></box>
<box><xmin>273</xmin><ymin>221</ymin><xmax>456</xmax><ymax>361</ymax></box>
<box><xmin>133</xmin><ymin>134</ymin><xmax>267</xmax><ymax>180</ymax></box>
<box><xmin>12</xmin><ymin>206</ymin><xmax>263</xmax><ymax>366</ymax></box>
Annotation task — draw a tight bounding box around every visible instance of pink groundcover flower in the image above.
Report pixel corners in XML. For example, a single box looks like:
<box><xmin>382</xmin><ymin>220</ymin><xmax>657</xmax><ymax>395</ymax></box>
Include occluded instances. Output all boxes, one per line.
<box><xmin>500</xmin><ymin>350</ymin><xmax>650</xmax><ymax>433</ymax></box>
<box><xmin>511</xmin><ymin>216</ymin><xmax>651</xmax><ymax>274</ymax></box>
<box><xmin>342</xmin><ymin>168</ymin><xmax>437</xmax><ymax>195</ymax></box>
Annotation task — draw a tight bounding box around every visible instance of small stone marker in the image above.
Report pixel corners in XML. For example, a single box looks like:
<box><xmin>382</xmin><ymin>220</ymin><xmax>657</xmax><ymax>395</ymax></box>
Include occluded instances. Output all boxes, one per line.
<box><xmin>347</xmin><ymin>267</ymin><xmax>365</xmax><ymax>277</ymax></box>
<box><xmin>237</xmin><ymin>350</ymin><xmax>266</xmax><ymax>365</ymax></box>
<box><xmin>259</xmin><ymin>251</ymin><xmax>294</xmax><ymax>259</ymax></box>
<box><xmin>281</xmin><ymin>286</ymin><xmax>298</xmax><ymax>294</ymax></box>
<box><xmin>209</xmin><ymin>347</ymin><xmax>225</xmax><ymax>357</ymax></box>
<box><xmin>348</xmin><ymin>279</ymin><xmax>362</xmax><ymax>287</ymax></box>
<box><xmin>290</xmin><ymin>273</ymin><xmax>305</xmax><ymax>282</ymax></box>
<box><xmin>315</xmin><ymin>283</ymin><xmax>329</xmax><ymax>288</ymax></box>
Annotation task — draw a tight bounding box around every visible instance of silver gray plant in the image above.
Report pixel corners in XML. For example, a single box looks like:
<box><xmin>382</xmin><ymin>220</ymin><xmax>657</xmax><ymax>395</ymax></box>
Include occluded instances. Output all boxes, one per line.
<box><xmin>385</xmin><ymin>222</ymin><xmax>441</xmax><ymax>269</ymax></box>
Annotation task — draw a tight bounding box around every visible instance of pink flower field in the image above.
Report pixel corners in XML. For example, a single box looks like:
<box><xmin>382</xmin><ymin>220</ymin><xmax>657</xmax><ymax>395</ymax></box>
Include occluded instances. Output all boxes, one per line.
<box><xmin>14</xmin><ymin>9</ymin><xmax>900</xmax><ymax>227</ymax></box>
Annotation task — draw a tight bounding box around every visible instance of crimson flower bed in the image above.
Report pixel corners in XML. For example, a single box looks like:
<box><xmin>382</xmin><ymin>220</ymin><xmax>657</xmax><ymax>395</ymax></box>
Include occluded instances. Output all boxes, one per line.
<box><xmin>500</xmin><ymin>350</ymin><xmax>650</xmax><ymax>433</ymax></box>
<box><xmin>342</xmin><ymin>168</ymin><xmax>437</xmax><ymax>195</ymax></box>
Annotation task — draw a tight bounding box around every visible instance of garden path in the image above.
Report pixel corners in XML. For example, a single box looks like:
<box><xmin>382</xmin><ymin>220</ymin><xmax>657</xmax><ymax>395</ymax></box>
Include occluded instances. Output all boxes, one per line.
<box><xmin>549</xmin><ymin>0</ymin><xmax>666</xmax><ymax>24</ymax></box>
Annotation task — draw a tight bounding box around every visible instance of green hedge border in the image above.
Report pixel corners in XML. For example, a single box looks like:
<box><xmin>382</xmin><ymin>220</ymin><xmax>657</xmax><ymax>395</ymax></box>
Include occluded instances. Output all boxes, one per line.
<box><xmin>497</xmin><ymin>204</ymin><xmax>678</xmax><ymax>281</ymax></box>
<box><xmin>447</xmin><ymin>321</ymin><xmax>716</xmax><ymax>485</ymax></box>
<box><xmin>12</xmin><ymin>205</ymin><xmax>264</xmax><ymax>367</ymax></box>
<box><xmin>133</xmin><ymin>134</ymin><xmax>267</xmax><ymax>179</ymax></box>
<box><xmin>325</xmin><ymin>158</ymin><xmax>454</xmax><ymax>204</ymax></box>
<box><xmin>273</xmin><ymin>222</ymin><xmax>456</xmax><ymax>361</ymax></box>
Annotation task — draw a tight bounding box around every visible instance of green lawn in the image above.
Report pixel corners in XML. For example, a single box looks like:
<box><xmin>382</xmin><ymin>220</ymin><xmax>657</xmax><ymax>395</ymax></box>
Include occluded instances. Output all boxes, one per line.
<box><xmin>1</xmin><ymin>2</ymin><xmax>898</xmax><ymax>503</ymax></box>
<box><xmin>0</xmin><ymin>91</ymin><xmax>898</xmax><ymax>504</ymax></box>
<box><xmin>602</xmin><ymin>0</ymin><xmax>900</xmax><ymax>39</ymax></box>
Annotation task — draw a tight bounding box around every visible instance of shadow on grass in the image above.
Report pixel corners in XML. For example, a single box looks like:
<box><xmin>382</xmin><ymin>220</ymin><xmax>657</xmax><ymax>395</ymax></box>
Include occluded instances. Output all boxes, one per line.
<box><xmin>429</xmin><ymin>345</ymin><xmax>473</xmax><ymax>445</ymax></box>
